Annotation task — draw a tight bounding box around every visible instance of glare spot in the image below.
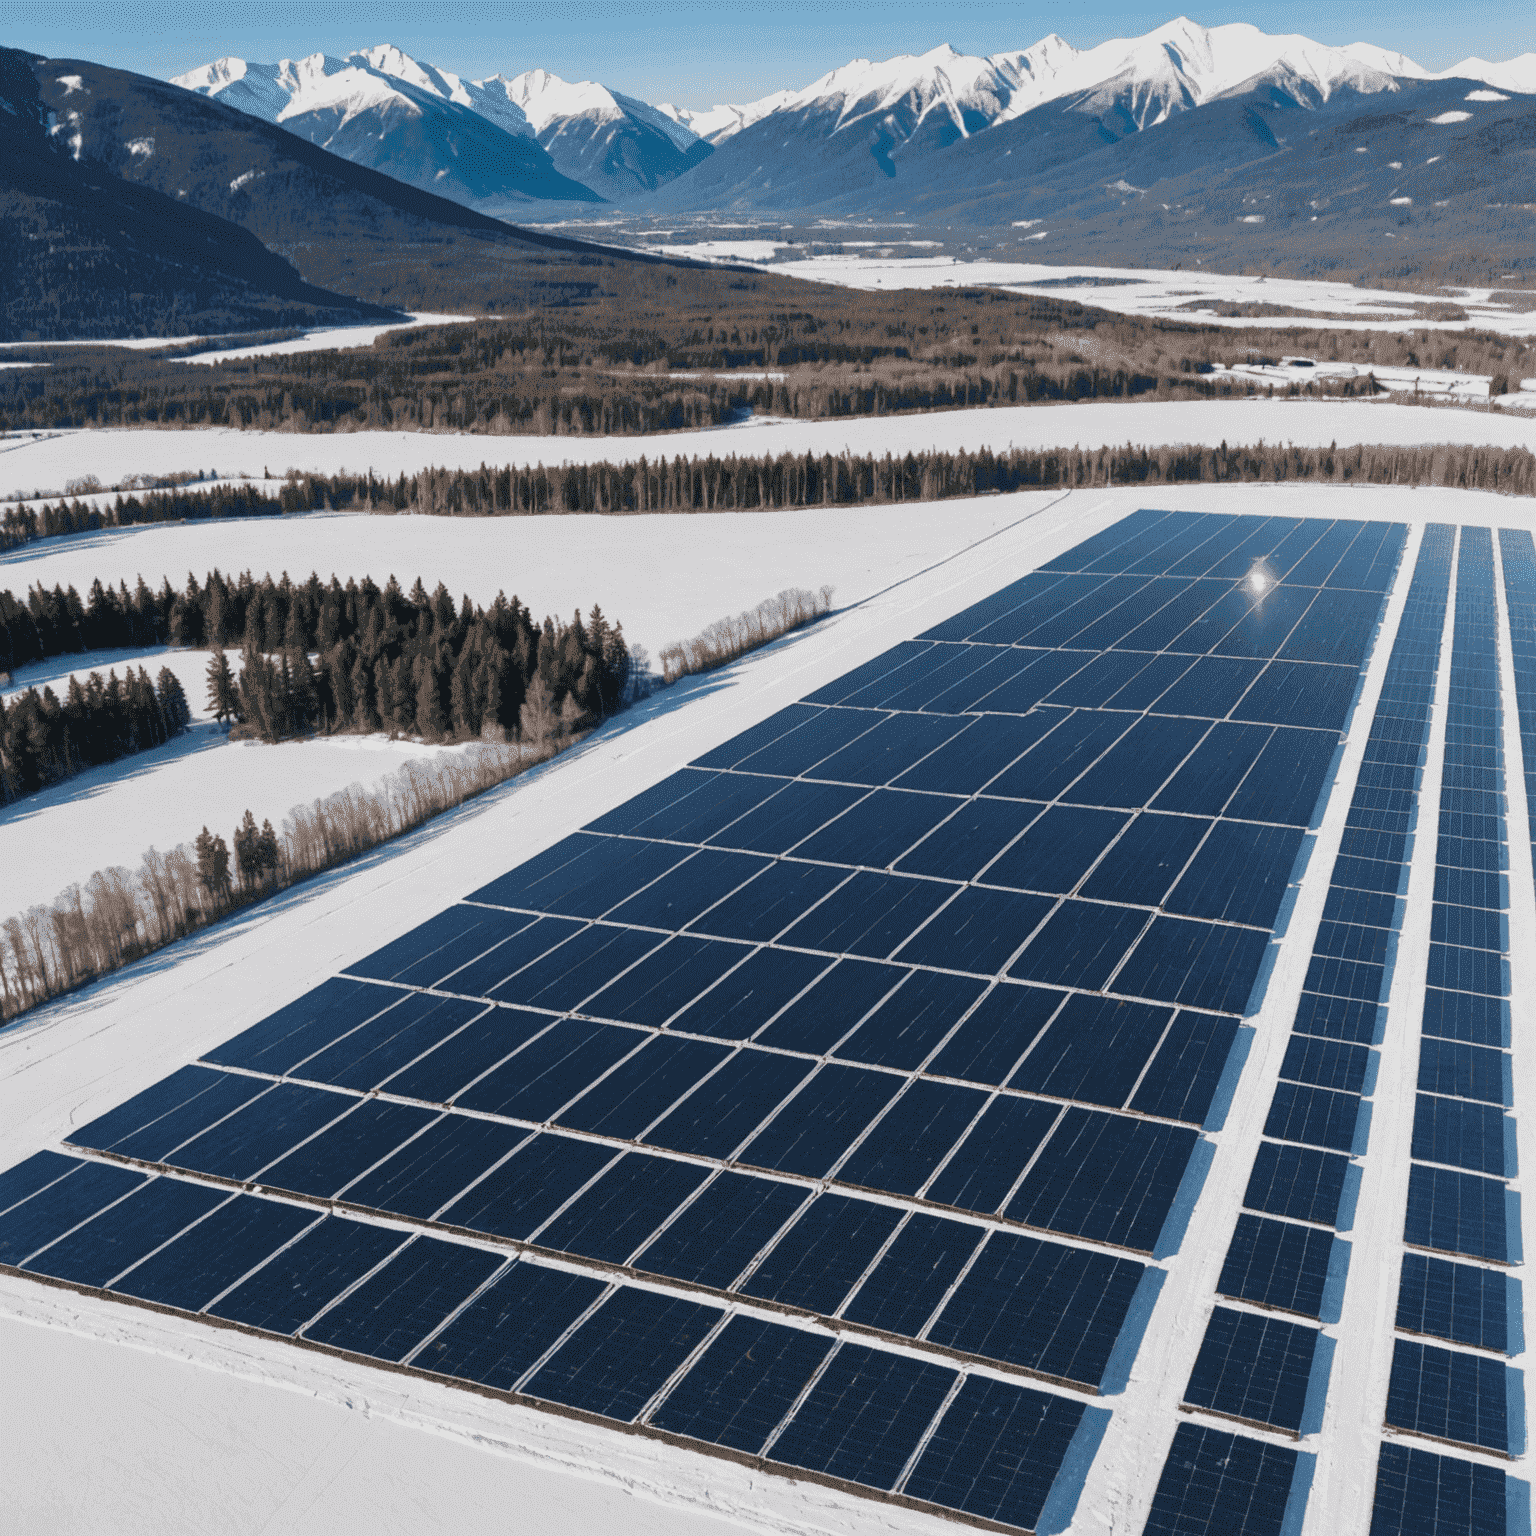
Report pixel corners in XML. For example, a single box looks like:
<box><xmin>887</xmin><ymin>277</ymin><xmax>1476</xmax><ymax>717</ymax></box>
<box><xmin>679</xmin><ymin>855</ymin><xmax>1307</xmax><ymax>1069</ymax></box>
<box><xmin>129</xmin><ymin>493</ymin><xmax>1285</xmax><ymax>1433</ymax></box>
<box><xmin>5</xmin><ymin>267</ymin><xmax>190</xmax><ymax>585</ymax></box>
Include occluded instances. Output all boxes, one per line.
<box><xmin>1247</xmin><ymin>562</ymin><xmax>1276</xmax><ymax>596</ymax></box>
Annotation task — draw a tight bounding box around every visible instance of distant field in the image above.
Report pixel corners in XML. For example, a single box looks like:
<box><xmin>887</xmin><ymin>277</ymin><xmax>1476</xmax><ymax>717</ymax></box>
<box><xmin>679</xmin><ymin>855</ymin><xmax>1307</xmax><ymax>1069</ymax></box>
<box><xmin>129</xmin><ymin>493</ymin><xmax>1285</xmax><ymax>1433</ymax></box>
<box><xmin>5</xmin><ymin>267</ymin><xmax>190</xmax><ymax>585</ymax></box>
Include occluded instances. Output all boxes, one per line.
<box><xmin>6</xmin><ymin>398</ymin><xmax>1536</xmax><ymax>503</ymax></box>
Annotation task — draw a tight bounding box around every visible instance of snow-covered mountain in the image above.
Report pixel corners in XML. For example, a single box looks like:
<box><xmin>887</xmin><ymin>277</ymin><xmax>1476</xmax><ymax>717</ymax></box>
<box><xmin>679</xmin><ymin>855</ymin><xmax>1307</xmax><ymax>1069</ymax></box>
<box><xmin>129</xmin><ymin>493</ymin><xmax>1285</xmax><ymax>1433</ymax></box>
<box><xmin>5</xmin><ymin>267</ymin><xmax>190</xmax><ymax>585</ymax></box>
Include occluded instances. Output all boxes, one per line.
<box><xmin>652</xmin><ymin>18</ymin><xmax>1443</xmax><ymax>150</ymax></box>
<box><xmin>643</xmin><ymin>16</ymin><xmax>1533</xmax><ymax>214</ymax></box>
<box><xmin>173</xmin><ymin>21</ymin><xmax>1536</xmax><ymax>224</ymax></box>
<box><xmin>475</xmin><ymin>69</ymin><xmax>711</xmax><ymax>200</ymax></box>
<box><xmin>174</xmin><ymin>50</ymin><xmax>598</xmax><ymax>211</ymax></box>
<box><xmin>655</xmin><ymin>91</ymin><xmax>798</xmax><ymax>145</ymax></box>
<box><xmin>175</xmin><ymin>47</ymin><xmax>711</xmax><ymax>206</ymax></box>
<box><xmin>1437</xmin><ymin>53</ymin><xmax>1536</xmax><ymax>95</ymax></box>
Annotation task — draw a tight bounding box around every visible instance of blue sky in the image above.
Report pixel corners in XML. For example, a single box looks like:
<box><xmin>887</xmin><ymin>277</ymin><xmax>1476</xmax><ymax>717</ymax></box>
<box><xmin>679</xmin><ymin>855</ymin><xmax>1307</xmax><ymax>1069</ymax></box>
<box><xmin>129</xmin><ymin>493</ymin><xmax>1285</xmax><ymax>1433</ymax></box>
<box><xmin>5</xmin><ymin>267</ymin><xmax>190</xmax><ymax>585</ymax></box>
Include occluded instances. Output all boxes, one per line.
<box><xmin>8</xmin><ymin>0</ymin><xmax>1533</xmax><ymax>104</ymax></box>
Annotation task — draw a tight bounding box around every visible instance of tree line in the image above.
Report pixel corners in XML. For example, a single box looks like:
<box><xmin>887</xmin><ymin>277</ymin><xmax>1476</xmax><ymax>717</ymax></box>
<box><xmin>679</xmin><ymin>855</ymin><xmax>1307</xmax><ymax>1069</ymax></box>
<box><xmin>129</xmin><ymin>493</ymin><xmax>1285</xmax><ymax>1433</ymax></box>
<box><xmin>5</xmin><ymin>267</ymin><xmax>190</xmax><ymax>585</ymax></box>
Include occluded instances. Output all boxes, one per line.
<box><xmin>7</xmin><ymin>439</ymin><xmax>1536</xmax><ymax>562</ymax></box>
<box><xmin>0</xmin><ymin>664</ymin><xmax>191</xmax><ymax>804</ymax></box>
<box><xmin>0</xmin><ymin>739</ymin><xmax>559</xmax><ymax>1022</ymax></box>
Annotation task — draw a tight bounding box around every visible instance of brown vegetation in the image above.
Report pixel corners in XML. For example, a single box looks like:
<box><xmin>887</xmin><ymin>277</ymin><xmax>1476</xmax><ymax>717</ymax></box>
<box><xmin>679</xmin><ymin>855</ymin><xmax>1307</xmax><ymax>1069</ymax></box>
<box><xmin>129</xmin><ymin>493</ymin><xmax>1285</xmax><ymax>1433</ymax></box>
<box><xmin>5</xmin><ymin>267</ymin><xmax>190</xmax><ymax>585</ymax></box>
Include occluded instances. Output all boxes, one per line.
<box><xmin>0</xmin><ymin>738</ymin><xmax>568</xmax><ymax>1023</ymax></box>
<box><xmin>659</xmin><ymin>586</ymin><xmax>834</xmax><ymax>684</ymax></box>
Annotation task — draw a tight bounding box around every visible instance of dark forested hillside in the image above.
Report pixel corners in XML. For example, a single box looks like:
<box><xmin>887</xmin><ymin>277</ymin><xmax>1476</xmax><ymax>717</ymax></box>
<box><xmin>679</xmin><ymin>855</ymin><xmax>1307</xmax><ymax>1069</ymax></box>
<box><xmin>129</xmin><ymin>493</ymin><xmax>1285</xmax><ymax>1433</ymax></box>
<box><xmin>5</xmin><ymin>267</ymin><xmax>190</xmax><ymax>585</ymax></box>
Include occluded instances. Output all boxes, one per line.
<box><xmin>0</xmin><ymin>50</ymin><xmax>390</xmax><ymax>340</ymax></box>
<box><xmin>11</xmin><ymin>47</ymin><xmax>739</xmax><ymax>321</ymax></box>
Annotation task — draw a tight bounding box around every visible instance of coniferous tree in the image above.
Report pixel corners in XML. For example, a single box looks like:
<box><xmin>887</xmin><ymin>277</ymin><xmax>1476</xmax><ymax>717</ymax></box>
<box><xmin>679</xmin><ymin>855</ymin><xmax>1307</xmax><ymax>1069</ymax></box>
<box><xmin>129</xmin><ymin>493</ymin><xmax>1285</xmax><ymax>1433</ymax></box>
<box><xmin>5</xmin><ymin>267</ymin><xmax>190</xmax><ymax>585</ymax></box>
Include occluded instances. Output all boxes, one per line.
<box><xmin>156</xmin><ymin>668</ymin><xmax>191</xmax><ymax>732</ymax></box>
<box><xmin>206</xmin><ymin>648</ymin><xmax>238</xmax><ymax>722</ymax></box>
<box><xmin>194</xmin><ymin>827</ymin><xmax>231</xmax><ymax>908</ymax></box>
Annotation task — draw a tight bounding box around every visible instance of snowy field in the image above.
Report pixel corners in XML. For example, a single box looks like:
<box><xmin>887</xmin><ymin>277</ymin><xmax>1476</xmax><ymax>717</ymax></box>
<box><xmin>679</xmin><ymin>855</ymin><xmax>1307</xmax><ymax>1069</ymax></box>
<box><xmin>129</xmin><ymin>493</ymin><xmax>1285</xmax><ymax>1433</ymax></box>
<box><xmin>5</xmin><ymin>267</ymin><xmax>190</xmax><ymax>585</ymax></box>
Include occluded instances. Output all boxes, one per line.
<box><xmin>4</xmin><ymin>397</ymin><xmax>1536</xmax><ymax>501</ymax></box>
<box><xmin>0</xmin><ymin>495</ymin><xmax>1051</xmax><ymax>916</ymax></box>
<box><xmin>2</xmin><ymin>481</ymin><xmax>1532</xmax><ymax>1534</ymax></box>
<box><xmin>0</xmin><ymin>312</ymin><xmax>475</xmax><ymax>362</ymax></box>
<box><xmin>649</xmin><ymin>247</ymin><xmax>1536</xmax><ymax>335</ymax></box>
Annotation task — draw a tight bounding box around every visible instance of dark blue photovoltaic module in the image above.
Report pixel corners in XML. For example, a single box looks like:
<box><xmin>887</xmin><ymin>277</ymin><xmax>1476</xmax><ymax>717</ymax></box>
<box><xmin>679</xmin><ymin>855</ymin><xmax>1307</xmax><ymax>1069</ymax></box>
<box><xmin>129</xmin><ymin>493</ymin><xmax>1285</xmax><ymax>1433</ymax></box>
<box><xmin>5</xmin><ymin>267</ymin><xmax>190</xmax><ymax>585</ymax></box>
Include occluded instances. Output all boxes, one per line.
<box><xmin>767</xmin><ymin>1342</ymin><xmax>956</xmax><ymax>1490</ymax></box>
<box><xmin>904</xmin><ymin>1374</ymin><xmax>1085</xmax><ymax>1530</ymax></box>
<box><xmin>648</xmin><ymin>1315</ymin><xmax>833</xmax><ymax>1453</ymax></box>
<box><xmin>1144</xmin><ymin>1424</ymin><xmax>1297</xmax><ymax>1536</ymax></box>
<box><xmin>1369</xmin><ymin>1442</ymin><xmax>1506</xmax><ymax>1536</ymax></box>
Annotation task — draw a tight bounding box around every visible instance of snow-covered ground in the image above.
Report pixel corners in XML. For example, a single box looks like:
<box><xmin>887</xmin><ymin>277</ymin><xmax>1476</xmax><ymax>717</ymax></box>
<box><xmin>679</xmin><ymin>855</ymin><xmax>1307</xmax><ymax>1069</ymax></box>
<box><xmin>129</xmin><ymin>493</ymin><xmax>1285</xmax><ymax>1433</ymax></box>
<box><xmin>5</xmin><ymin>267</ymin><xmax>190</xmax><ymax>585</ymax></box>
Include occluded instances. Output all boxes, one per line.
<box><xmin>648</xmin><ymin>247</ymin><xmax>1536</xmax><ymax>336</ymax></box>
<box><xmin>4</xmin><ymin>397</ymin><xmax>1536</xmax><ymax>501</ymax></box>
<box><xmin>1203</xmin><ymin>355</ymin><xmax>1536</xmax><ymax>407</ymax></box>
<box><xmin>175</xmin><ymin>313</ymin><xmax>476</xmax><ymax>366</ymax></box>
<box><xmin>0</xmin><ymin>313</ymin><xmax>475</xmax><ymax>362</ymax></box>
<box><xmin>2</xmin><ymin>481</ymin><xmax>1532</xmax><ymax>1535</ymax></box>
<box><xmin>0</xmin><ymin>495</ymin><xmax>1046</xmax><ymax>916</ymax></box>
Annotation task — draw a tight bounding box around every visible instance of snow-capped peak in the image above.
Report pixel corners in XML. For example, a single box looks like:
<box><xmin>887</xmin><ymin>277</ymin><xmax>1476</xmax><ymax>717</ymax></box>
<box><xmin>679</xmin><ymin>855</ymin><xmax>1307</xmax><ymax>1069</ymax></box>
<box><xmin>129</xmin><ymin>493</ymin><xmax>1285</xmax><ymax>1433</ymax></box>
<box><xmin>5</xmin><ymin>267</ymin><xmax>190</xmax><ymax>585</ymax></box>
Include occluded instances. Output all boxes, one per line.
<box><xmin>1436</xmin><ymin>53</ymin><xmax>1536</xmax><ymax>94</ymax></box>
<box><xmin>656</xmin><ymin>91</ymin><xmax>797</xmax><ymax>145</ymax></box>
<box><xmin>652</xmin><ymin>18</ymin><xmax>1439</xmax><ymax>146</ymax></box>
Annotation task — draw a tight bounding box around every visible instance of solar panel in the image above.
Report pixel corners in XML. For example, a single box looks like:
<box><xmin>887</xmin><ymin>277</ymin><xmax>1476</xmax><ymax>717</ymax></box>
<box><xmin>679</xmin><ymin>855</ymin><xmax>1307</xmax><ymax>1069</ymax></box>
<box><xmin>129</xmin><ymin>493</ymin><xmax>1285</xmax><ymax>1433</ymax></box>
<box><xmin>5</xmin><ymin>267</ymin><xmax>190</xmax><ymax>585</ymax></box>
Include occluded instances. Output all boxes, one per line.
<box><xmin>534</xmin><ymin>1151</ymin><xmax>711</xmax><ymax>1266</ymax></box>
<box><xmin>524</xmin><ymin>1286</ymin><xmax>722</xmax><ymax>1422</ymax></box>
<box><xmin>0</xmin><ymin>1159</ymin><xmax>146</xmax><ymax>1266</ymax></box>
<box><xmin>647</xmin><ymin>1314</ymin><xmax>834</xmax><ymax>1453</ymax></box>
<box><xmin>1384</xmin><ymin>1339</ymin><xmax>1509</xmax><ymax>1452</ymax></box>
<box><xmin>903</xmin><ymin>1373</ymin><xmax>1086</xmax><ymax>1531</ymax></box>
<box><xmin>303</xmin><ymin>1235</ymin><xmax>505</xmax><ymax>1362</ymax></box>
<box><xmin>438</xmin><ymin>1132</ymin><xmax>616</xmax><ymax>1242</ymax></box>
<box><xmin>1183</xmin><ymin>1306</ymin><xmax>1319</xmax><ymax>1431</ymax></box>
<box><xmin>765</xmin><ymin>1342</ymin><xmax>956</xmax><ymax>1491</ymax></box>
<box><xmin>1369</xmin><ymin>1442</ymin><xmax>1506</xmax><ymax>1536</ymax></box>
<box><xmin>414</xmin><ymin>1259</ymin><xmax>605</xmax><ymax>1390</ymax></box>
<box><xmin>1144</xmin><ymin>1422</ymin><xmax>1298</xmax><ymax>1536</ymax></box>
<box><xmin>66</xmin><ymin>1064</ymin><xmax>271</xmax><ymax>1163</ymax></box>
<box><xmin>1217</xmin><ymin>1214</ymin><xmax>1333</xmax><ymax>1318</ymax></box>
<box><xmin>738</xmin><ymin>1193</ymin><xmax>904</xmax><ymax>1314</ymax></box>
<box><xmin>208</xmin><ymin>1215</ymin><xmax>405</xmax><ymax>1334</ymax></box>
<box><xmin>110</xmin><ymin>1192</ymin><xmax>319</xmax><ymax>1312</ymax></box>
<box><xmin>631</xmin><ymin>1172</ymin><xmax>808</xmax><ymax>1291</ymax></box>
<box><xmin>21</xmin><ymin>1176</ymin><xmax>225</xmax><ymax>1290</ymax></box>
<box><xmin>1395</xmin><ymin>1253</ymin><xmax>1509</xmax><ymax>1353</ymax></box>
<box><xmin>925</xmin><ymin>1229</ymin><xmax>1144</xmax><ymax>1386</ymax></box>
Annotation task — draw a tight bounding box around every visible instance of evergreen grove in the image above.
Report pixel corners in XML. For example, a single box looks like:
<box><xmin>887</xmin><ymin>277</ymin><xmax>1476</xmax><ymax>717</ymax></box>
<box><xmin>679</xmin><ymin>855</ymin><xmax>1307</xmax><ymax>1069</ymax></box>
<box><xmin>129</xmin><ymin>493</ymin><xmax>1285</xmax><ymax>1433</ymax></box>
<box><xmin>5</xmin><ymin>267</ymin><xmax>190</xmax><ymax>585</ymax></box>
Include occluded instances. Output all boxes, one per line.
<box><xmin>1</xmin><ymin>568</ymin><xmax>629</xmax><ymax>804</ymax></box>
<box><xmin>0</xmin><ymin>665</ymin><xmax>191</xmax><ymax>803</ymax></box>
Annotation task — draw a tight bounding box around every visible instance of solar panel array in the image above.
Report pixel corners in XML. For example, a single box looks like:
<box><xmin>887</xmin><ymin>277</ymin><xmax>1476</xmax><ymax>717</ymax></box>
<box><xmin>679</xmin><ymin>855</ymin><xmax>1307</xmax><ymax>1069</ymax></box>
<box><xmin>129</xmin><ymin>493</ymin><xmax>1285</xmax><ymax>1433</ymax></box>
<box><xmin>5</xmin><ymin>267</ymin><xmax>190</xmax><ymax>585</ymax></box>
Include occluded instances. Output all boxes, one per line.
<box><xmin>1146</xmin><ymin>522</ymin><xmax>1444</xmax><ymax>1533</ymax></box>
<box><xmin>1361</xmin><ymin>527</ymin><xmax>1521</xmax><ymax>1536</ymax></box>
<box><xmin>20</xmin><ymin>507</ymin><xmax>1536</xmax><ymax>1536</ymax></box>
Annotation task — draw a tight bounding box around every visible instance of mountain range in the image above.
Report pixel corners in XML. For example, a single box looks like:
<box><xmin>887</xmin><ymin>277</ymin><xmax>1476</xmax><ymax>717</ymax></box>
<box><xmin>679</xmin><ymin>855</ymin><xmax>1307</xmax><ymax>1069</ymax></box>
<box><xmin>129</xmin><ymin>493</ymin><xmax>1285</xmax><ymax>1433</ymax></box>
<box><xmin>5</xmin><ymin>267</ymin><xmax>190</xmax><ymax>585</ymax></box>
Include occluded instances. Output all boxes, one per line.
<box><xmin>173</xmin><ymin>18</ymin><xmax>1536</xmax><ymax>221</ymax></box>
<box><xmin>0</xmin><ymin>43</ymin><xmax>759</xmax><ymax>338</ymax></box>
<box><xmin>3</xmin><ymin>18</ymin><xmax>1534</xmax><ymax>337</ymax></box>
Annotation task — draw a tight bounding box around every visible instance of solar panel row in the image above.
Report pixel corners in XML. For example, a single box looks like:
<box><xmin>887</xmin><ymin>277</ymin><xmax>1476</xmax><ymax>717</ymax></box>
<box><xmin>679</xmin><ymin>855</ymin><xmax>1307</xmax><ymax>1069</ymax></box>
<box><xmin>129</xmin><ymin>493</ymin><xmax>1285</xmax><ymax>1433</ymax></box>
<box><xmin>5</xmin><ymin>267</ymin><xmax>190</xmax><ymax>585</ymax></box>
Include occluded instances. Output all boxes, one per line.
<box><xmin>0</xmin><ymin>1154</ymin><xmax>1082</xmax><ymax>1532</ymax></box>
<box><xmin>0</xmin><ymin>511</ymin><xmax>1414</xmax><ymax>1536</ymax></box>
<box><xmin>59</xmin><ymin>1057</ymin><xmax>1147</xmax><ymax>1387</ymax></box>
<box><xmin>1382</xmin><ymin>530</ymin><xmax>1517</xmax><ymax>1470</ymax></box>
<box><xmin>1158</xmin><ymin>523</ymin><xmax>1435</xmax><ymax>1489</ymax></box>
<box><xmin>1370</xmin><ymin>526</ymin><xmax>1524</xmax><ymax>1536</ymax></box>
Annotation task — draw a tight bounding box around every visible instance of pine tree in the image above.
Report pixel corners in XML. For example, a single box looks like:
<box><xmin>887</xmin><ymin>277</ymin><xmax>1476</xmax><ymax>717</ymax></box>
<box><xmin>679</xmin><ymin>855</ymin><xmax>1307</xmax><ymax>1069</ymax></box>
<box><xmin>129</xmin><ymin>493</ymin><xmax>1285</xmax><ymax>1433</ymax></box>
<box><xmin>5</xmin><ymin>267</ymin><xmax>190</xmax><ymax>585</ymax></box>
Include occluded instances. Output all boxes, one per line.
<box><xmin>257</xmin><ymin>819</ymin><xmax>281</xmax><ymax>883</ymax></box>
<box><xmin>233</xmin><ymin>809</ymin><xmax>260</xmax><ymax>890</ymax></box>
<box><xmin>156</xmin><ymin>668</ymin><xmax>190</xmax><ymax>732</ymax></box>
<box><xmin>194</xmin><ymin>827</ymin><xmax>231</xmax><ymax>907</ymax></box>
<box><xmin>206</xmin><ymin>648</ymin><xmax>238</xmax><ymax>723</ymax></box>
<box><xmin>415</xmin><ymin>655</ymin><xmax>447</xmax><ymax>740</ymax></box>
